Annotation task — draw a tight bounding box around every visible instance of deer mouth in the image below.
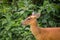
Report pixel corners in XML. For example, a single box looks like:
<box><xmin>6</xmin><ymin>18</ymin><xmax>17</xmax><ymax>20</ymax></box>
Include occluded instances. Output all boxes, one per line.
<box><xmin>21</xmin><ymin>20</ymin><xmax>27</xmax><ymax>26</ymax></box>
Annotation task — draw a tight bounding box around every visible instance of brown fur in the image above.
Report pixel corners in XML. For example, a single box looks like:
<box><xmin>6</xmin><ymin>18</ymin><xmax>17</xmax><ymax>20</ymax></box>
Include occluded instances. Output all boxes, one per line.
<box><xmin>22</xmin><ymin>13</ymin><xmax>60</xmax><ymax>40</ymax></box>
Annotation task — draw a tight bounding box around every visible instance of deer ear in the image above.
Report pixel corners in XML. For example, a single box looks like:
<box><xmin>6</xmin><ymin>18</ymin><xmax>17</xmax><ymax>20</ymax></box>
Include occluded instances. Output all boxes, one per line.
<box><xmin>35</xmin><ymin>13</ymin><xmax>40</xmax><ymax>18</ymax></box>
<box><xmin>32</xmin><ymin>12</ymin><xmax>35</xmax><ymax>15</ymax></box>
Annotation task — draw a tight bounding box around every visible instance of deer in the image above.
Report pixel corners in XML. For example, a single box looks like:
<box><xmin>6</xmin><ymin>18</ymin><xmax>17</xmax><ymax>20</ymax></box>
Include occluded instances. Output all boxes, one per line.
<box><xmin>22</xmin><ymin>12</ymin><xmax>60</xmax><ymax>40</ymax></box>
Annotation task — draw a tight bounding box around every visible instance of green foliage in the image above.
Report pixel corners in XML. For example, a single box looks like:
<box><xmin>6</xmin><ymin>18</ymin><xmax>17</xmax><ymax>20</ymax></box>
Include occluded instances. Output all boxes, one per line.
<box><xmin>0</xmin><ymin>0</ymin><xmax>60</xmax><ymax>40</ymax></box>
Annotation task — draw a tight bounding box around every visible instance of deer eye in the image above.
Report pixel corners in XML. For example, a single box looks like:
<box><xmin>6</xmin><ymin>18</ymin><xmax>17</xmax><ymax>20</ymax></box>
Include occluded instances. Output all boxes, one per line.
<box><xmin>27</xmin><ymin>18</ymin><xmax>31</xmax><ymax>20</ymax></box>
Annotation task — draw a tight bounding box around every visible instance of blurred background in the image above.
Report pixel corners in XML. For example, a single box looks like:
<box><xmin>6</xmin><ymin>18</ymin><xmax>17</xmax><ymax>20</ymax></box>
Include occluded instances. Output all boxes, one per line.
<box><xmin>0</xmin><ymin>0</ymin><xmax>60</xmax><ymax>40</ymax></box>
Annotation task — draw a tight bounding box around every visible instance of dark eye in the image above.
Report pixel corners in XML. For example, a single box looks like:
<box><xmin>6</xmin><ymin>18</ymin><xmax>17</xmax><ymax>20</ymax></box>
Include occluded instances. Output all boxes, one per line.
<box><xmin>27</xmin><ymin>18</ymin><xmax>31</xmax><ymax>20</ymax></box>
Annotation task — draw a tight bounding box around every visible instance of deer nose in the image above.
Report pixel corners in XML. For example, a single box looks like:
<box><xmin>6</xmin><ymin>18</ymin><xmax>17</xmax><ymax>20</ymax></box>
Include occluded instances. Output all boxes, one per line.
<box><xmin>21</xmin><ymin>20</ymin><xmax>25</xmax><ymax>25</ymax></box>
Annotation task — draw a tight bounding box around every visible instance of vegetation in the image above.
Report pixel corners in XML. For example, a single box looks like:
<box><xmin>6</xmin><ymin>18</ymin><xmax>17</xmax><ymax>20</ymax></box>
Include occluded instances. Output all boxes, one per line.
<box><xmin>0</xmin><ymin>0</ymin><xmax>60</xmax><ymax>40</ymax></box>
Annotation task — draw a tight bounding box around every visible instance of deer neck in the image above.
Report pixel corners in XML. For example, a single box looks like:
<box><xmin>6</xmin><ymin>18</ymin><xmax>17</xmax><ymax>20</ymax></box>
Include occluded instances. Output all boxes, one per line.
<box><xmin>30</xmin><ymin>20</ymin><xmax>40</xmax><ymax>37</ymax></box>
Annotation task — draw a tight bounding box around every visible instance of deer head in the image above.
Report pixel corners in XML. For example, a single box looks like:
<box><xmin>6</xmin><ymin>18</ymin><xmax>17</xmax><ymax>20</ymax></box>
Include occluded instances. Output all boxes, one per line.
<box><xmin>22</xmin><ymin>12</ymin><xmax>40</xmax><ymax>26</ymax></box>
